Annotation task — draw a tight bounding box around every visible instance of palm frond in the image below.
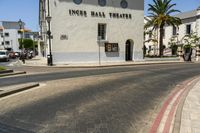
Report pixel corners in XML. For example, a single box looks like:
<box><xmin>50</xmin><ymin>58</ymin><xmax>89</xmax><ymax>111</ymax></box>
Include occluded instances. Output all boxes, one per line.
<box><xmin>167</xmin><ymin>9</ymin><xmax>181</xmax><ymax>15</ymax></box>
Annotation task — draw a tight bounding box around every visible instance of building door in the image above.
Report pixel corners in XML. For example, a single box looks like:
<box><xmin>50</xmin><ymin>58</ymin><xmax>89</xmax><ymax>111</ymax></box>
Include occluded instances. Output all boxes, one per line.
<box><xmin>125</xmin><ymin>40</ymin><xmax>133</xmax><ymax>61</ymax></box>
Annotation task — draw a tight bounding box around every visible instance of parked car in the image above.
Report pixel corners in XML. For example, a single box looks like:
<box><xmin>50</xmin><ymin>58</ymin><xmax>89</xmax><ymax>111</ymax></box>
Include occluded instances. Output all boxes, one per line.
<box><xmin>0</xmin><ymin>50</ymin><xmax>9</xmax><ymax>62</ymax></box>
<box><xmin>8</xmin><ymin>51</ymin><xmax>16</xmax><ymax>59</ymax></box>
<box><xmin>15</xmin><ymin>52</ymin><xmax>20</xmax><ymax>57</ymax></box>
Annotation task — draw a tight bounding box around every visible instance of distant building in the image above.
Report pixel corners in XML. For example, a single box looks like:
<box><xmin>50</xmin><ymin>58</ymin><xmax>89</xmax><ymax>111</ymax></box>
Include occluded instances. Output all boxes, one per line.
<box><xmin>39</xmin><ymin>0</ymin><xmax>144</xmax><ymax>65</ymax></box>
<box><xmin>144</xmin><ymin>17</ymin><xmax>159</xmax><ymax>56</ymax></box>
<box><xmin>0</xmin><ymin>21</ymin><xmax>38</xmax><ymax>53</ymax></box>
<box><xmin>0</xmin><ymin>26</ymin><xmax>4</xmax><ymax>50</ymax></box>
<box><xmin>24</xmin><ymin>31</ymin><xmax>39</xmax><ymax>40</ymax></box>
<box><xmin>144</xmin><ymin>7</ymin><xmax>200</xmax><ymax>56</ymax></box>
<box><xmin>0</xmin><ymin>21</ymin><xmax>25</xmax><ymax>52</ymax></box>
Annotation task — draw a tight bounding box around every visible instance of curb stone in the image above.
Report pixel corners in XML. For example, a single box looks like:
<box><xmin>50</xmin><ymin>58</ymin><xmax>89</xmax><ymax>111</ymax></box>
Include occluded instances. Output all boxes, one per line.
<box><xmin>0</xmin><ymin>69</ymin><xmax>13</xmax><ymax>74</ymax></box>
<box><xmin>172</xmin><ymin>77</ymin><xmax>200</xmax><ymax>133</ymax></box>
<box><xmin>0</xmin><ymin>83</ymin><xmax>39</xmax><ymax>98</ymax></box>
<box><xmin>0</xmin><ymin>71</ymin><xmax>26</xmax><ymax>77</ymax></box>
<box><xmin>23</xmin><ymin>61</ymin><xmax>186</xmax><ymax>68</ymax></box>
<box><xmin>150</xmin><ymin>76</ymin><xmax>199</xmax><ymax>133</ymax></box>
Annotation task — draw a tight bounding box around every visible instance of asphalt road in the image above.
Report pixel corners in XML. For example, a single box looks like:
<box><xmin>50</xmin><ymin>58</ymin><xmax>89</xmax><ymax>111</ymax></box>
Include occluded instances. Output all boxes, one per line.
<box><xmin>0</xmin><ymin>63</ymin><xmax>200</xmax><ymax>133</ymax></box>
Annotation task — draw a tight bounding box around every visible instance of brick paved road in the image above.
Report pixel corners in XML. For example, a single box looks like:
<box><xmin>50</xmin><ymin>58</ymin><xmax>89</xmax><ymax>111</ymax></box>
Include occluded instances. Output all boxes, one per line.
<box><xmin>0</xmin><ymin>63</ymin><xmax>200</xmax><ymax>133</ymax></box>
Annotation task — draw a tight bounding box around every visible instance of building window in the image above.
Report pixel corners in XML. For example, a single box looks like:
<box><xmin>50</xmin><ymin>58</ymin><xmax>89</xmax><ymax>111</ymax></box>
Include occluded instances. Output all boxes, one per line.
<box><xmin>98</xmin><ymin>23</ymin><xmax>106</xmax><ymax>40</ymax></box>
<box><xmin>25</xmin><ymin>34</ymin><xmax>30</xmax><ymax>38</ymax></box>
<box><xmin>73</xmin><ymin>0</ymin><xmax>82</xmax><ymax>5</ymax></box>
<box><xmin>172</xmin><ymin>26</ymin><xmax>177</xmax><ymax>36</ymax></box>
<box><xmin>4</xmin><ymin>33</ymin><xmax>9</xmax><ymax>37</ymax></box>
<box><xmin>5</xmin><ymin>41</ymin><xmax>10</xmax><ymax>45</ymax></box>
<box><xmin>98</xmin><ymin>0</ymin><xmax>106</xmax><ymax>6</ymax></box>
<box><xmin>1</xmin><ymin>42</ymin><xmax>4</xmax><ymax>45</ymax></box>
<box><xmin>121</xmin><ymin>0</ymin><xmax>128</xmax><ymax>8</ymax></box>
<box><xmin>186</xmin><ymin>24</ymin><xmax>191</xmax><ymax>34</ymax></box>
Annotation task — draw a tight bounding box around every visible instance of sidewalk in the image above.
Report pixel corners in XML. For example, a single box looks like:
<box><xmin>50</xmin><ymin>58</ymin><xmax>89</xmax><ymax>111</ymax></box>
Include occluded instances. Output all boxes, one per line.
<box><xmin>180</xmin><ymin>78</ymin><xmax>200</xmax><ymax>133</ymax></box>
<box><xmin>150</xmin><ymin>77</ymin><xmax>200</xmax><ymax>133</ymax></box>
<box><xmin>18</xmin><ymin>56</ymin><xmax>185</xmax><ymax>68</ymax></box>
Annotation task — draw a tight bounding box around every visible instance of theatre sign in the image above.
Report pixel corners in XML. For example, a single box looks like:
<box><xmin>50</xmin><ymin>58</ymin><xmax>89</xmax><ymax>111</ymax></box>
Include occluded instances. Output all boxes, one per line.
<box><xmin>69</xmin><ymin>9</ymin><xmax>132</xmax><ymax>19</ymax></box>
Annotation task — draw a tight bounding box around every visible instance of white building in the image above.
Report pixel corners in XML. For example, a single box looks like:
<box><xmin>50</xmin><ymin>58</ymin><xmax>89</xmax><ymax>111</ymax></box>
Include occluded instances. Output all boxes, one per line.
<box><xmin>144</xmin><ymin>7</ymin><xmax>200</xmax><ymax>56</ymax></box>
<box><xmin>0</xmin><ymin>26</ymin><xmax>3</xmax><ymax>50</ymax></box>
<box><xmin>144</xmin><ymin>17</ymin><xmax>159</xmax><ymax>56</ymax></box>
<box><xmin>0</xmin><ymin>21</ymin><xmax>25</xmax><ymax>52</ymax></box>
<box><xmin>39</xmin><ymin>0</ymin><xmax>144</xmax><ymax>65</ymax></box>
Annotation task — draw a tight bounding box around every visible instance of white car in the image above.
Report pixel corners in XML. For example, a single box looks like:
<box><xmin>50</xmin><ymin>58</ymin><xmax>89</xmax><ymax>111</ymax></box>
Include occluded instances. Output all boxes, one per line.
<box><xmin>0</xmin><ymin>50</ymin><xmax>9</xmax><ymax>62</ymax></box>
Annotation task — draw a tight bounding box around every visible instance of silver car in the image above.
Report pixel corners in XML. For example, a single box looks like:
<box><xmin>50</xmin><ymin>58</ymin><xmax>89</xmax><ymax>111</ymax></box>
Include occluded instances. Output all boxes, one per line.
<box><xmin>0</xmin><ymin>50</ymin><xmax>9</xmax><ymax>62</ymax></box>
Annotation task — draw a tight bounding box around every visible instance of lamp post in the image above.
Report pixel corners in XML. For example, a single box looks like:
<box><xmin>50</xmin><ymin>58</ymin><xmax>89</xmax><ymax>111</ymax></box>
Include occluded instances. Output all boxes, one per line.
<box><xmin>18</xmin><ymin>19</ymin><xmax>25</xmax><ymax>64</ymax></box>
<box><xmin>18</xmin><ymin>19</ymin><xmax>23</xmax><ymax>48</ymax></box>
<box><xmin>46</xmin><ymin>15</ymin><xmax>53</xmax><ymax>66</ymax></box>
<box><xmin>97</xmin><ymin>36</ymin><xmax>101</xmax><ymax>66</ymax></box>
<box><xmin>46</xmin><ymin>0</ymin><xmax>53</xmax><ymax>66</ymax></box>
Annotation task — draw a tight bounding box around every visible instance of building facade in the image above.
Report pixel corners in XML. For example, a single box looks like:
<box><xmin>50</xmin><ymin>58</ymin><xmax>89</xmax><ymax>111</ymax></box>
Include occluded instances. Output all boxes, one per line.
<box><xmin>0</xmin><ymin>21</ymin><xmax>38</xmax><ymax>54</ymax></box>
<box><xmin>0</xmin><ymin>26</ymin><xmax>3</xmax><ymax>50</ymax></box>
<box><xmin>144</xmin><ymin>7</ymin><xmax>200</xmax><ymax>56</ymax></box>
<box><xmin>39</xmin><ymin>0</ymin><xmax>144</xmax><ymax>65</ymax></box>
<box><xmin>0</xmin><ymin>21</ymin><xmax>25</xmax><ymax>52</ymax></box>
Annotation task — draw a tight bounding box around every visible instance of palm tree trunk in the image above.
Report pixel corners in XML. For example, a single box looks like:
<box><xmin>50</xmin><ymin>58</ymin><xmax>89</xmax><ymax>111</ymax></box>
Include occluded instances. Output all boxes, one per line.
<box><xmin>159</xmin><ymin>26</ymin><xmax>164</xmax><ymax>57</ymax></box>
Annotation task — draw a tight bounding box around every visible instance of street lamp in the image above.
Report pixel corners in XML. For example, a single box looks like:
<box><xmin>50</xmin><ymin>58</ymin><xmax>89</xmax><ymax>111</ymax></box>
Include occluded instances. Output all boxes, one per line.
<box><xmin>97</xmin><ymin>36</ymin><xmax>101</xmax><ymax>66</ymax></box>
<box><xmin>46</xmin><ymin>15</ymin><xmax>53</xmax><ymax>66</ymax></box>
<box><xmin>18</xmin><ymin>19</ymin><xmax>24</xmax><ymax>51</ymax></box>
<box><xmin>18</xmin><ymin>19</ymin><xmax>25</xmax><ymax>64</ymax></box>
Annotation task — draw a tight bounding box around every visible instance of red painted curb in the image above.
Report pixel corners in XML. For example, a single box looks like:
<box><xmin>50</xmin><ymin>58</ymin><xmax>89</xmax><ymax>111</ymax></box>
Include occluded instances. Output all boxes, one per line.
<box><xmin>163</xmin><ymin>77</ymin><xmax>199</xmax><ymax>133</ymax></box>
<box><xmin>150</xmin><ymin>79</ymin><xmax>193</xmax><ymax>133</ymax></box>
<box><xmin>162</xmin><ymin>89</ymin><xmax>185</xmax><ymax>133</ymax></box>
<box><xmin>150</xmin><ymin>89</ymin><xmax>181</xmax><ymax>133</ymax></box>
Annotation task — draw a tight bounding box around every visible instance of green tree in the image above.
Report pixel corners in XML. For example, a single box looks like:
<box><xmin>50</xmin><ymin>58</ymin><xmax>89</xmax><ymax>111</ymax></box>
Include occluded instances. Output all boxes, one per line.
<box><xmin>145</xmin><ymin>0</ymin><xmax>181</xmax><ymax>57</ymax></box>
<box><xmin>18</xmin><ymin>39</ymin><xmax>36</xmax><ymax>49</ymax></box>
<box><xmin>182</xmin><ymin>32</ymin><xmax>200</xmax><ymax>52</ymax></box>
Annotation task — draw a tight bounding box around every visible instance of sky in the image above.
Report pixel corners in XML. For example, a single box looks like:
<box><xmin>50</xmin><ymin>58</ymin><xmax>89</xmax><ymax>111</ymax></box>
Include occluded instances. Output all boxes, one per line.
<box><xmin>0</xmin><ymin>0</ymin><xmax>39</xmax><ymax>31</ymax></box>
<box><xmin>0</xmin><ymin>0</ymin><xmax>199</xmax><ymax>31</ymax></box>
<box><xmin>145</xmin><ymin>0</ymin><xmax>200</xmax><ymax>16</ymax></box>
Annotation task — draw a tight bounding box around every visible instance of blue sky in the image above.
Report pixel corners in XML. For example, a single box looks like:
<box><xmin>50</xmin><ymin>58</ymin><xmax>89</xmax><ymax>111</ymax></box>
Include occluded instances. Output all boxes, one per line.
<box><xmin>145</xmin><ymin>0</ymin><xmax>200</xmax><ymax>16</ymax></box>
<box><xmin>0</xmin><ymin>0</ymin><xmax>199</xmax><ymax>31</ymax></box>
<box><xmin>0</xmin><ymin>0</ymin><xmax>39</xmax><ymax>31</ymax></box>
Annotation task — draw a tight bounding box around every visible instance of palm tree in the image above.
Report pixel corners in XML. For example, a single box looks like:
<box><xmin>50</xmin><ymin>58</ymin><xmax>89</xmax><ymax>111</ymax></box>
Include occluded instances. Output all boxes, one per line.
<box><xmin>145</xmin><ymin>0</ymin><xmax>182</xmax><ymax>57</ymax></box>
